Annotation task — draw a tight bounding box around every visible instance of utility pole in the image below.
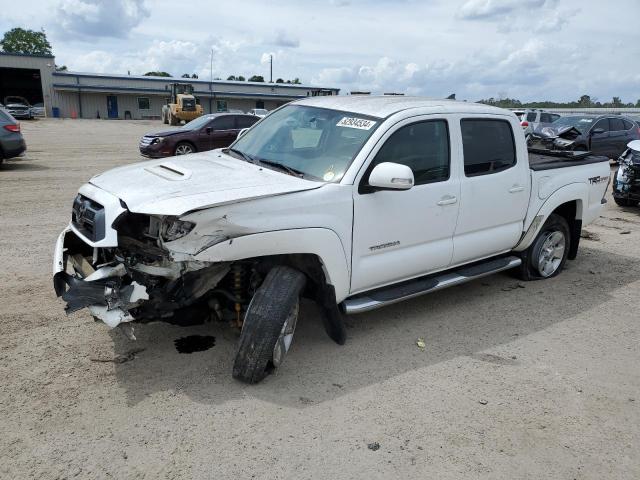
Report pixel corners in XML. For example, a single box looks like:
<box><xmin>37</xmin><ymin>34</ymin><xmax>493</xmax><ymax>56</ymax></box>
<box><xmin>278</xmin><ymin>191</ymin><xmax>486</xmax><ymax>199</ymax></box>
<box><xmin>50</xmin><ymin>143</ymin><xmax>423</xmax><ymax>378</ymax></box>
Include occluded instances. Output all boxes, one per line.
<box><xmin>210</xmin><ymin>48</ymin><xmax>213</xmax><ymax>82</ymax></box>
<box><xmin>270</xmin><ymin>54</ymin><xmax>273</xmax><ymax>83</ymax></box>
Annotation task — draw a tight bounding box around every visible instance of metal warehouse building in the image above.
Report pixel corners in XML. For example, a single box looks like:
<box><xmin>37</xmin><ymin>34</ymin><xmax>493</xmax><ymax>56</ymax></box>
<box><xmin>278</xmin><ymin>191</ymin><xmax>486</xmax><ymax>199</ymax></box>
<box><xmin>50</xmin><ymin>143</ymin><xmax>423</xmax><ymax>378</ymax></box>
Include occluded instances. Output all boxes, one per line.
<box><xmin>0</xmin><ymin>52</ymin><xmax>339</xmax><ymax>119</ymax></box>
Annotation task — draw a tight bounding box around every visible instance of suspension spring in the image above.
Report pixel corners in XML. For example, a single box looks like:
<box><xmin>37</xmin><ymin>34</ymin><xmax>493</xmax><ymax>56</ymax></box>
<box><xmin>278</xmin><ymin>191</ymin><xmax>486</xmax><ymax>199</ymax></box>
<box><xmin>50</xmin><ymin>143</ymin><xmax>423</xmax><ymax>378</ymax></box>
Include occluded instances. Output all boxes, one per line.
<box><xmin>231</xmin><ymin>263</ymin><xmax>246</xmax><ymax>327</ymax></box>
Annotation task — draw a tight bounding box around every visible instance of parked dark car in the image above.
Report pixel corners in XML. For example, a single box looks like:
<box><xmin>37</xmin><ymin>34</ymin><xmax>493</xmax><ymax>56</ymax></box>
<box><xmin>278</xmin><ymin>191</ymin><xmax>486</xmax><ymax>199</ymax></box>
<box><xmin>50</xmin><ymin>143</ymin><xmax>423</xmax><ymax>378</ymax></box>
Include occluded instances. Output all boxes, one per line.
<box><xmin>533</xmin><ymin>115</ymin><xmax>640</xmax><ymax>159</ymax></box>
<box><xmin>0</xmin><ymin>108</ymin><xmax>27</xmax><ymax>164</ymax></box>
<box><xmin>139</xmin><ymin>113</ymin><xmax>259</xmax><ymax>158</ymax></box>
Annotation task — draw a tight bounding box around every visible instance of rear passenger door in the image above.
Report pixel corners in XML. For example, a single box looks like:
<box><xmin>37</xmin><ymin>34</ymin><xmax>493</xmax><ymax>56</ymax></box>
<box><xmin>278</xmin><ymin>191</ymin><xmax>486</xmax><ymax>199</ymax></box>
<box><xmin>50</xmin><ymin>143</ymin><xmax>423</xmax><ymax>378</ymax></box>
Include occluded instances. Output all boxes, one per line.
<box><xmin>608</xmin><ymin>117</ymin><xmax>632</xmax><ymax>157</ymax></box>
<box><xmin>236</xmin><ymin>115</ymin><xmax>259</xmax><ymax>136</ymax></box>
<box><xmin>452</xmin><ymin>117</ymin><xmax>530</xmax><ymax>265</ymax></box>
<box><xmin>351</xmin><ymin>117</ymin><xmax>460</xmax><ymax>293</ymax></box>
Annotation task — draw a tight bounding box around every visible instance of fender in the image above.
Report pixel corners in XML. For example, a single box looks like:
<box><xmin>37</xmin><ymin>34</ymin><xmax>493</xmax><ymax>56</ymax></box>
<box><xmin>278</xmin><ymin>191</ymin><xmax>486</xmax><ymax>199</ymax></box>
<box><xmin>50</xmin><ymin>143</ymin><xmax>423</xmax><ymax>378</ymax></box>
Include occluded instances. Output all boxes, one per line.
<box><xmin>514</xmin><ymin>182</ymin><xmax>586</xmax><ymax>252</ymax></box>
<box><xmin>193</xmin><ymin>228</ymin><xmax>352</xmax><ymax>302</ymax></box>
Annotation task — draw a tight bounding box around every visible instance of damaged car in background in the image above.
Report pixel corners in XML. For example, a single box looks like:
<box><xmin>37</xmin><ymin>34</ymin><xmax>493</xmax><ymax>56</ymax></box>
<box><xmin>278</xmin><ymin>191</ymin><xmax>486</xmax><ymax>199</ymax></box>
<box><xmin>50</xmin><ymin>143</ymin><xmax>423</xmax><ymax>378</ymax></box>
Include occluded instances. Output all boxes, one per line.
<box><xmin>613</xmin><ymin>140</ymin><xmax>640</xmax><ymax>207</ymax></box>
<box><xmin>54</xmin><ymin>96</ymin><xmax>610</xmax><ymax>384</ymax></box>
<box><xmin>528</xmin><ymin>115</ymin><xmax>640</xmax><ymax>159</ymax></box>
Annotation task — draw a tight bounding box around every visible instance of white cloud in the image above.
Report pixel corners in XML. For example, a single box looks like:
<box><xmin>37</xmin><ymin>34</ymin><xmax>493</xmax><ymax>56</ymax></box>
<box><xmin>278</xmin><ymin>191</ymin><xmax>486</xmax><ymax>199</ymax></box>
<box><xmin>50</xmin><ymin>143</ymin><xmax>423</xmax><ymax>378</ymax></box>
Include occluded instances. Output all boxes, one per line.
<box><xmin>56</xmin><ymin>0</ymin><xmax>149</xmax><ymax>38</ymax></box>
<box><xmin>3</xmin><ymin>0</ymin><xmax>638</xmax><ymax>102</ymax></box>
<box><xmin>458</xmin><ymin>0</ymin><xmax>548</xmax><ymax>20</ymax></box>
<box><xmin>273</xmin><ymin>30</ymin><xmax>299</xmax><ymax>48</ymax></box>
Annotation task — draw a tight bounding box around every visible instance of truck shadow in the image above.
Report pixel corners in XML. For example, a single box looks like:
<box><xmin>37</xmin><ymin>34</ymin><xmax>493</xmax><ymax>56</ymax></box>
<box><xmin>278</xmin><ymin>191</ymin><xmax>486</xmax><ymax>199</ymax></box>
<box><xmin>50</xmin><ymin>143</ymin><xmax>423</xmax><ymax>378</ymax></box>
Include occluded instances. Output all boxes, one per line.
<box><xmin>109</xmin><ymin>246</ymin><xmax>640</xmax><ymax>408</ymax></box>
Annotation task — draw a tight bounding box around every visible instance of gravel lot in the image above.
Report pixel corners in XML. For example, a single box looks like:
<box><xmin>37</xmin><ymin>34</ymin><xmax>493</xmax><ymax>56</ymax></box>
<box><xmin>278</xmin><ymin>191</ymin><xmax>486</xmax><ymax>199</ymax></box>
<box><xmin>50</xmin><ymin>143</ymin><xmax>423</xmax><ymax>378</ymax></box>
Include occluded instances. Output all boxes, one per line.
<box><xmin>1</xmin><ymin>118</ymin><xmax>639</xmax><ymax>479</ymax></box>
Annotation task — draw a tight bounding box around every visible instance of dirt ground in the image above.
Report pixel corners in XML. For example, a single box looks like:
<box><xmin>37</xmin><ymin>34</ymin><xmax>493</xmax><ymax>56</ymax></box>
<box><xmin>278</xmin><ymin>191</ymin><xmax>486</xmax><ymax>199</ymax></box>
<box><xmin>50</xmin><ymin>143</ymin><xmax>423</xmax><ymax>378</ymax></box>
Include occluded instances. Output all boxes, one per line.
<box><xmin>1</xmin><ymin>118</ymin><xmax>639</xmax><ymax>479</ymax></box>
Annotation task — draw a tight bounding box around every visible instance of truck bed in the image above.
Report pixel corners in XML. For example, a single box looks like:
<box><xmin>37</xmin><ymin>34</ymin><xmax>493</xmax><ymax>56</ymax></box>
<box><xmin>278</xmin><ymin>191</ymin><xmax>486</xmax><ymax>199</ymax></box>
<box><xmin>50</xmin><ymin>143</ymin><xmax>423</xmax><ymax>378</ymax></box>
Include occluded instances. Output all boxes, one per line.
<box><xmin>528</xmin><ymin>149</ymin><xmax>609</xmax><ymax>171</ymax></box>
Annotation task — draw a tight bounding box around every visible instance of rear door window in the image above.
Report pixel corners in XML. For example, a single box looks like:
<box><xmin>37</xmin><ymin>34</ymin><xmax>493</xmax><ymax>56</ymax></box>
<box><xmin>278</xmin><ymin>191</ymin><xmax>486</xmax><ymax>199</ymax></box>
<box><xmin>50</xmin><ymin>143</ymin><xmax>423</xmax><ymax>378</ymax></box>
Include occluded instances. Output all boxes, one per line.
<box><xmin>610</xmin><ymin>118</ymin><xmax>625</xmax><ymax>132</ymax></box>
<box><xmin>461</xmin><ymin>119</ymin><xmax>516</xmax><ymax>177</ymax></box>
<box><xmin>622</xmin><ymin>119</ymin><xmax>635</xmax><ymax>130</ymax></box>
<box><xmin>540</xmin><ymin>113</ymin><xmax>554</xmax><ymax>123</ymax></box>
<box><xmin>211</xmin><ymin>116</ymin><xmax>235</xmax><ymax>130</ymax></box>
<box><xmin>236</xmin><ymin>115</ymin><xmax>259</xmax><ymax>129</ymax></box>
<box><xmin>526</xmin><ymin>112</ymin><xmax>537</xmax><ymax>122</ymax></box>
<box><xmin>370</xmin><ymin>120</ymin><xmax>450</xmax><ymax>185</ymax></box>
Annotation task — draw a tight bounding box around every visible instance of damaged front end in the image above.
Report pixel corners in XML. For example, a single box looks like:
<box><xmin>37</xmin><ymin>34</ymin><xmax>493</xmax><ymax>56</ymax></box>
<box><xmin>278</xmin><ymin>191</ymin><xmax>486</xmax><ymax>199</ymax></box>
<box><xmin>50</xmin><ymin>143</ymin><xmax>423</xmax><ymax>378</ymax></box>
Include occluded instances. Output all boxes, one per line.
<box><xmin>53</xmin><ymin>199</ymin><xmax>231</xmax><ymax>332</ymax></box>
<box><xmin>613</xmin><ymin>141</ymin><xmax>640</xmax><ymax>203</ymax></box>
<box><xmin>528</xmin><ymin>126</ymin><xmax>582</xmax><ymax>150</ymax></box>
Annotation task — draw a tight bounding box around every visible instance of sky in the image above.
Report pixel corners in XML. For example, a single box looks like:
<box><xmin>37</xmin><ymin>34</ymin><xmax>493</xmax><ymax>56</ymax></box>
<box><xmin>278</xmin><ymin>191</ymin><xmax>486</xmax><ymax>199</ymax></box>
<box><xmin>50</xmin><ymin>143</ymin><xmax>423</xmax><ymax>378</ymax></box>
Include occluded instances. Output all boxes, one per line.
<box><xmin>1</xmin><ymin>0</ymin><xmax>639</xmax><ymax>103</ymax></box>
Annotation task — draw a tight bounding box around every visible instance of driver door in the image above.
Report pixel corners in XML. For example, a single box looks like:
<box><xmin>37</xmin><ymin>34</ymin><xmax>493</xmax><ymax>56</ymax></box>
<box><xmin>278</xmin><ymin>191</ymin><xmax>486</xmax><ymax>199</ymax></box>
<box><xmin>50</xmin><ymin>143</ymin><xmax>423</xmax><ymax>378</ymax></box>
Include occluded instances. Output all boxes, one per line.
<box><xmin>351</xmin><ymin>118</ymin><xmax>460</xmax><ymax>294</ymax></box>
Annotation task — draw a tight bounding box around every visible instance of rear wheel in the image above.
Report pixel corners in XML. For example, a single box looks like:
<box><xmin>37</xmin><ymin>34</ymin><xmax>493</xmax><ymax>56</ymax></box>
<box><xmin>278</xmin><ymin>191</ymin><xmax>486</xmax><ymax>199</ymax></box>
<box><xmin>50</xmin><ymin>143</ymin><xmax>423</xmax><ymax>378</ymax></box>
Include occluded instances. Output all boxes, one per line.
<box><xmin>614</xmin><ymin>197</ymin><xmax>638</xmax><ymax>207</ymax></box>
<box><xmin>232</xmin><ymin>265</ymin><xmax>306</xmax><ymax>384</ymax></box>
<box><xmin>519</xmin><ymin>214</ymin><xmax>570</xmax><ymax>280</ymax></box>
<box><xmin>174</xmin><ymin>142</ymin><xmax>195</xmax><ymax>155</ymax></box>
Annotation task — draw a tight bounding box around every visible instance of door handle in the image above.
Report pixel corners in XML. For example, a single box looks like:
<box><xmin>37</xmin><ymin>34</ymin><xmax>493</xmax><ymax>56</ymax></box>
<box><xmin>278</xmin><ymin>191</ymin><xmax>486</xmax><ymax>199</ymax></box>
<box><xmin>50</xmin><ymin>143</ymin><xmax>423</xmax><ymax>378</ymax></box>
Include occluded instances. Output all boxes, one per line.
<box><xmin>509</xmin><ymin>185</ymin><xmax>525</xmax><ymax>193</ymax></box>
<box><xmin>437</xmin><ymin>195</ymin><xmax>457</xmax><ymax>206</ymax></box>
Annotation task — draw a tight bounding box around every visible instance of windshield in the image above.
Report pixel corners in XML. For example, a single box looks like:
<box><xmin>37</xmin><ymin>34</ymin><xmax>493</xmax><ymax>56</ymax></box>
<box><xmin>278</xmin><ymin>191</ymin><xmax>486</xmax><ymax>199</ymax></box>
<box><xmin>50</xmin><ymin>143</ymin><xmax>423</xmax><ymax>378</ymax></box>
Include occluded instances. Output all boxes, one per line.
<box><xmin>550</xmin><ymin>116</ymin><xmax>594</xmax><ymax>133</ymax></box>
<box><xmin>180</xmin><ymin>115</ymin><xmax>213</xmax><ymax>130</ymax></box>
<box><xmin>230</xmin><ymin>105</ymin><xmax>380</xmax><ymax>182</ymax></box>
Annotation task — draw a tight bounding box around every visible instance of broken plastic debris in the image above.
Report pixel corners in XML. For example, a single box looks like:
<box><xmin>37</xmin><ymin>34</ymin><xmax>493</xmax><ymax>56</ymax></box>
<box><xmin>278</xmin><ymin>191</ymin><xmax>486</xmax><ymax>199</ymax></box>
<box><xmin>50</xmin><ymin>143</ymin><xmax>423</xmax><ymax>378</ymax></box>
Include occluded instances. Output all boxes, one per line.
<box><xmin>416</xmin><ymin>338</ymin><xmax>426</xmax><ymax>349</ymax></box>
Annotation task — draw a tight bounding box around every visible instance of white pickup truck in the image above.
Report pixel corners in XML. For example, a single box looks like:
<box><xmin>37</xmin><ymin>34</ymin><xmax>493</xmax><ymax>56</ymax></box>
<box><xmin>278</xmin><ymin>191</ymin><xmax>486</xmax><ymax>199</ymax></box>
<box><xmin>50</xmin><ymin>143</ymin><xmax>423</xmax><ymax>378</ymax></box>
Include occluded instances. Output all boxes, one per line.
<box><xmin>53</xmin><ymin>96</ymin><xmax>610</xmax><ymax>383</ymax></box>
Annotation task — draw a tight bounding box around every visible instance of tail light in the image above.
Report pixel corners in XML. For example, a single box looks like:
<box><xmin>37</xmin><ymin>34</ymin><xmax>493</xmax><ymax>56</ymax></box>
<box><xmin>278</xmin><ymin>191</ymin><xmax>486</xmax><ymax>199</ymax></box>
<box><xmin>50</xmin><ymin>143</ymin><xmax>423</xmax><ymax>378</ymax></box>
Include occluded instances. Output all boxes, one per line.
<box><xmin>521</xmin><ymin>121</ymin><xmax>529</xmax><ymax>127</ymax></box>
<box><xmin>3</xmin><ymin>123</ymin><xmax>20</xmax><ymax>133</ymax></box>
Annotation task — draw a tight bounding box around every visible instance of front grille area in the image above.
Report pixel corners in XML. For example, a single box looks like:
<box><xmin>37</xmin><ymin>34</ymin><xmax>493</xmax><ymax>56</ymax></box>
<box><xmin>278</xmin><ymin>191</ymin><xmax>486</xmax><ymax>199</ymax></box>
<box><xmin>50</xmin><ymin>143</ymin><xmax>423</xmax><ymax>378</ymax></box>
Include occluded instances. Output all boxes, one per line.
<box><xmin>139</xmin><ymin>136</ymin><xmax>155</xmax><ymax>148</ymax></box>
<box><xmin>72</xmin><ymin>194</ymin><xmax>106</xmax><ymax>241</ymax></box>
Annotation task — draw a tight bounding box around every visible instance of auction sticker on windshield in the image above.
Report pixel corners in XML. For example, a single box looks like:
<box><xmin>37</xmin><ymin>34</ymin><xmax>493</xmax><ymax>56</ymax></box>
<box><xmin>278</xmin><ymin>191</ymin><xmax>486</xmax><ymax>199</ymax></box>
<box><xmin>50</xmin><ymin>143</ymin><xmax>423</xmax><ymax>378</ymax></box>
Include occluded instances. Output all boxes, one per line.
<box><xmin>336</xmin><ymin>117</ymin><xmax>377</xmax><ymax>130</ymax></box>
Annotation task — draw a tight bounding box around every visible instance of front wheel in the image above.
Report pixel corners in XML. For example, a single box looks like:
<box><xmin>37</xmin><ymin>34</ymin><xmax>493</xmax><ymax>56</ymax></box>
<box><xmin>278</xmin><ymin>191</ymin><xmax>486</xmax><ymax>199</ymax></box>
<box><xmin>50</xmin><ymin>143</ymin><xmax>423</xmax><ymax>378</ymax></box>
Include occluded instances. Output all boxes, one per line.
<box><xmin>174</xmin><ymin>142</ymin><xmax>195</xmax><ymax>155</ymax></box>
<box><xmin>519</xmin><ymin>214</ymin><xmax>570</xmax><ymax>280</ymax></box>
<box><xmin>233</xmin><ymin>266</ymin><xmax>306</xmax><ymax>384</ymax></box>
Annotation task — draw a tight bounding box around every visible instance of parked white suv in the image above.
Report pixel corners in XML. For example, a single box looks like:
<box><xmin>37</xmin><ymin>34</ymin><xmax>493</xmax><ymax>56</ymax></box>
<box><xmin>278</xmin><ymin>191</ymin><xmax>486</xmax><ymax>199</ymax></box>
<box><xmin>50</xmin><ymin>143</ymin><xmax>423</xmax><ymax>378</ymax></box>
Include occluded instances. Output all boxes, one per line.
<box><xmin>518</xmin><ymin>109</ymin><xmax>561</xmax><ymax>135</ymax></box>
<box><xmin>54</xmin><ymin>96</ymin><xmax>610</xmax><ymax>383</ymax></box>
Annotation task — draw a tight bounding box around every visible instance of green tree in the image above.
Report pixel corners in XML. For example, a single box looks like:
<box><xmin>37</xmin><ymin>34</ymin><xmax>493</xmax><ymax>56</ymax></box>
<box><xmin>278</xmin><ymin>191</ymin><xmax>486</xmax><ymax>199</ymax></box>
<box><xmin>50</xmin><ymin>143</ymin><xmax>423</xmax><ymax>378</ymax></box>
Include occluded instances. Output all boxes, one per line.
<box><xmin>227</xmin><ymin>75</ymin><xmax>237</xmax><ymax>81</ymax></box>
<box><xmin>248</xmin><ymin>75</ymin><xmax>265</xmax><ymax>82</ymax></box>
<box><xmin>181</xmin><ymin>73</ymin><xmax>190</xmax><ymax>78</ymax></box>
<box><xmin>237</xmin><ymin>75</ymin><xmax>245</xmax><ymax>81</ymax></box>
<box><xmin>191</xmin><ymin>73</ymin><xmax>198</xmax><ymax>79</ymax></box>
<box><xmin>55</xmin><ymin>64</ymin><xmax>67</xmax><ymax>71</ymax></box>
<box><xmin>578</xmin><ymin>95</ymin><xmax>592</xmax><ymax>107</ymax></box>
<box><xmin>0</xmin><ymin>27</ymin><xmax>52</xmax><ymax>55</ymax></box>
<box><xmin>144</xmin><ymin>71</ymin><xmax>172</xmax><ymax>77</ymax></box>
<box><xmin>275</xmin><ymin>78</ymin><xmax>284</xmax><ymax>83</ymax></box>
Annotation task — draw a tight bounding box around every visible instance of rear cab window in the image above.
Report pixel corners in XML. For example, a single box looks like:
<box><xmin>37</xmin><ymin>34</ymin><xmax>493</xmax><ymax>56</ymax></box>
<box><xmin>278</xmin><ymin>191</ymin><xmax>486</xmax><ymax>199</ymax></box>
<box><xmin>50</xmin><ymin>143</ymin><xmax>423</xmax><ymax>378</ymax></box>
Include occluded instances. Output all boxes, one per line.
<box><xmin>461</xmin><ymin>119</ymin><xmax>516</xmax><ymax>176</ymax></box>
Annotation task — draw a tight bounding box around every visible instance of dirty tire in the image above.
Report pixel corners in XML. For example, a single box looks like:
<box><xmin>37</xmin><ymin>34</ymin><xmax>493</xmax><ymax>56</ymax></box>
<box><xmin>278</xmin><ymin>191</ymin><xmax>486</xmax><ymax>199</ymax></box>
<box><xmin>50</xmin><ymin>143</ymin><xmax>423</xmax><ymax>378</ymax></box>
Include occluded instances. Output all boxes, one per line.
<box><xmin>519</xmin><ymin>213</ymin><xmax>570</xmax><ymax>280</ymax></box>
<box><xmin>233</xmin><ymin>266</ymin><xmax>306</xmax><ymax>384</ymax></box>
<box><xmin>614</xmin><ymin>197</ymin><xmax>638</xmax><ymax>207</ymax></box>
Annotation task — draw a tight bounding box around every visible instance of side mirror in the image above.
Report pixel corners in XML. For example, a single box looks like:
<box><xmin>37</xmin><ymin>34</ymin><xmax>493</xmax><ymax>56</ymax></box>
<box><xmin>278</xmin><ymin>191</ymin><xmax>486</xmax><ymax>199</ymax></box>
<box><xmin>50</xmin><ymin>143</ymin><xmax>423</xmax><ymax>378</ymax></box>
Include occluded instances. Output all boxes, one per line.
<box><xmin>368</xmin><ymin>162</ymin><xmax>414</xmax><ymax>190</ymax></box>
<box><xmin>205</xmin><ymin>127</ymin><xmax>212</xmax><ymax>134</ymax></box>
<box><xmin>591</xmin><ymin>128</ymin><xmax>605</xmax><ymax>135</ymax></box>
<box><xmin>237</xmin><ymin>128</ymin><xmax>249</xmax><ymax>138</ymax></box>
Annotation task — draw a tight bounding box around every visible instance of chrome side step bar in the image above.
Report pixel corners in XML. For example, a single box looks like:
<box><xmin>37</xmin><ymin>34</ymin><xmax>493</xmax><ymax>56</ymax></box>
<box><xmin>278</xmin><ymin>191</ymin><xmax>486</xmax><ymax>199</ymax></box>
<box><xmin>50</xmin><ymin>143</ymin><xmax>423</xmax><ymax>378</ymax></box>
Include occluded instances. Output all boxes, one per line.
<box><xmin>343</xmin><ymin>256</ymin><xmax>522</xmax><ymax>314</ymax></box>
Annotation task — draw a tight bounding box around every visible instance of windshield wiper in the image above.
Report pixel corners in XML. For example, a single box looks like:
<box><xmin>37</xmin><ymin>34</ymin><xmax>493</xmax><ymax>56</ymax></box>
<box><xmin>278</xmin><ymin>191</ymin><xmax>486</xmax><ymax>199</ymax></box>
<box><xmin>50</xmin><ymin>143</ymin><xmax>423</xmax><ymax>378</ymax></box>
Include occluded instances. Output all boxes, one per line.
<box><xmin>254</xmin><ymin>159</ymin><xmax>306</xmax><ymax>178</ymax></box>
<box><xmin>224</xmin><ymin>147</ymin><xmax>255</xmax><ymax>164</ymax></box>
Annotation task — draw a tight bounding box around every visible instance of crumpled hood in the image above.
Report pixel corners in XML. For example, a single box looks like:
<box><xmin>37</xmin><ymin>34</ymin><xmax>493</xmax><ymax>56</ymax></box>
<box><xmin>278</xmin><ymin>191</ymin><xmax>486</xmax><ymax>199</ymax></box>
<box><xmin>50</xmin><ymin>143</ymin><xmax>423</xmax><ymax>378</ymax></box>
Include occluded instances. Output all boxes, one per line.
<box><xmin>89</xmin><ymin>150</ymin><xmax>322</xmax><ymax>216</ymax></box>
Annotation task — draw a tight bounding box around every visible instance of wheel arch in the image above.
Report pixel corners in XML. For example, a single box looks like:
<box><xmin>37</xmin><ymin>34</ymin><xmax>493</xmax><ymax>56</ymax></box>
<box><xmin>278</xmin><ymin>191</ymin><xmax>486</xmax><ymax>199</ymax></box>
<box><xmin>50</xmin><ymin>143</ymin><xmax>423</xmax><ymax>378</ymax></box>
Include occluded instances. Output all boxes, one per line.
<box><xmin>193</xmin><ymin>228</ymin><xmax>351</xmax><ymax>302</ymax></box>
<box><xmin>515</xmin><ymin>183</ymin><xmax>587</xmax><ymax>256</ymax></box>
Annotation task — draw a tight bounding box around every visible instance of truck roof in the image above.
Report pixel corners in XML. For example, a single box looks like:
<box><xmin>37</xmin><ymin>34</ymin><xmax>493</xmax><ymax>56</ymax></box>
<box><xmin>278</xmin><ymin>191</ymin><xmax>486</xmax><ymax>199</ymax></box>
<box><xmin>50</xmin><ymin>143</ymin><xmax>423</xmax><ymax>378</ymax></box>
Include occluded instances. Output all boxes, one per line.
<box><xmin>294</xmin><ymin>95</ymin><xmax>510</xmax><ymax>119</ymax></box>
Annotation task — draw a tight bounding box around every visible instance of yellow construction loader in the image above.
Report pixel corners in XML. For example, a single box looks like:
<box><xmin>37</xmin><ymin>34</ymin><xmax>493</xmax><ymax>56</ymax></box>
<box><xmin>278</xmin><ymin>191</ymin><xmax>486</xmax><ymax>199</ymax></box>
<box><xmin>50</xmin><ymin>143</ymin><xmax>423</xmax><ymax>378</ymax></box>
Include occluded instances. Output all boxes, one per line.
<box><xmin>161</xmin><ymin>83</ymin><xmax>204</xmax><ymax>125</ymax></box>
